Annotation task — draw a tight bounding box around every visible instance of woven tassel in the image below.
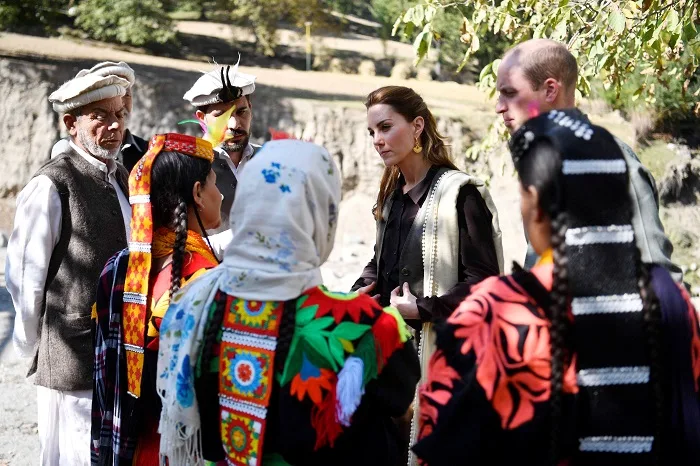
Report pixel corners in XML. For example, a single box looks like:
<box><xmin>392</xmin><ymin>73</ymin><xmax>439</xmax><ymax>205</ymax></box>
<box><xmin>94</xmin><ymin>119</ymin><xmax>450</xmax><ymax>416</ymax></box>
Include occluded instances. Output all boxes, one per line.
<box><xmin>336</xmin><ymin>357</ymin><xmax>364</xmax><ymax>427</ymax></box>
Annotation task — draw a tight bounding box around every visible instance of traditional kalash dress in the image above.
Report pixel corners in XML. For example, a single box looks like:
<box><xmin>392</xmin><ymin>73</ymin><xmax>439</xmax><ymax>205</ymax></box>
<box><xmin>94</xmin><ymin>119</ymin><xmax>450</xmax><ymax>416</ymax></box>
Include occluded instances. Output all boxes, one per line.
<box><xmin>157</xmin><ymin>140</ymin><xmax>421</xmax><ymax>466</ymax></box>
<box><xmin>413</xmin><ymin>110</ymin><xmax>700</xmax><ymax>465</ymax></box>
<box><xmin>91</xmin><ymin>134</ymin><xmax>219</xmax><ymax>465</ymax></box>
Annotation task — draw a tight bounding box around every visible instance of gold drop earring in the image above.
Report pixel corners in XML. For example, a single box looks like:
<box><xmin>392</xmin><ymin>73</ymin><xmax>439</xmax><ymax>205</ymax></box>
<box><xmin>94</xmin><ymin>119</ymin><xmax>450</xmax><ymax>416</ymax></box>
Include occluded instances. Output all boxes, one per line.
<box><xmin>413</xmin><ymin>136</ymin><xmax>423</xmax><ymax>153</ymax></box>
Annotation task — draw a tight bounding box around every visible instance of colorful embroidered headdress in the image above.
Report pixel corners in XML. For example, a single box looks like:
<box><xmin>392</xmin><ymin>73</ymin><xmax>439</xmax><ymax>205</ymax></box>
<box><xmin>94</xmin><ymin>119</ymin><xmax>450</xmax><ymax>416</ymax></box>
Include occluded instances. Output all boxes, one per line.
<box><xmin>510</xmin><ymin>109</ymin><xmax>658</xmax><ymax>458</ymax></box>
<box><xmin>123</xmin><ymin>133</ymin><xmax>214</xmax><ymax>398</ymax></box>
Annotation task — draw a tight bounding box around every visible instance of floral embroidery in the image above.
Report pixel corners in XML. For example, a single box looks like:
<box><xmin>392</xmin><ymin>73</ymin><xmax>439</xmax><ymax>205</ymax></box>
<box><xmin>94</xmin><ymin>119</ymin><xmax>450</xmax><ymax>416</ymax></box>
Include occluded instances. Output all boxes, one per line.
<box><xmin>176</xmin><ymin>355</ymin><xmax>194</xmax><ymax>408</ymax></box>
<box><xmin>220</xmin><ymin>409</ymin><xmax>262</xmax><ymax>465</ymax></box>
<box><xmin>275</xmin><ymin>286</ymin><xmax>409</xmax><ymax>450</ymax></box>
<box><xmin>306</xmin><ymin>286</ymin><xmax>381</xmax><ymax>323</ymax></box>
<box><xmin>418</xmin><ymin>350</ymin><xmax>461</xmax><ymax>440</ymax></box>
<box><xmin>218</xmin><ymin>297</ymin><xmax>284</xmax><ymax>466</ymax></box>
<box><xmin>249</xmin><ymin>231</ymin><xmax>297</xmax><ymax>272</ymax></box>
<box><xmin>230</xmin><ymin>299</ymin><xmax>280</xmax><ymax>329</ymax></box>
<box><xmin>260</xmin><ymin>161</ymin><xmax>300</xmax><ymax>193</ymax></box>
<box><xmin>262</xmin><ymin>166</ymin><xmax>280</xmax><ymax>184</ymax></box>
<box><xmin>221</xmin><ymin>349</ymin><xmax>267</xmax><ymax>397</ymax></box>
<box><xmin>290</xmin><ymin>354</ymin><xmax>336</xmax><ymax>404</ymax></box>
<box><xmin>421</xmin><ymin>274</ymin><xmax>578</xmax><ymax>434</ymax></box>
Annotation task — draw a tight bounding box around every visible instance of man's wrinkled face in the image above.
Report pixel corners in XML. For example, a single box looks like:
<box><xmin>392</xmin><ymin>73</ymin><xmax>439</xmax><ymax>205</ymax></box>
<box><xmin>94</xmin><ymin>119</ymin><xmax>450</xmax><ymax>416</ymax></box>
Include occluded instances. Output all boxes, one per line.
<box><xmin>496</xmin><ymin>61</ymin><xmax>548</xmax><ymax>134</ymax></box>
<box><xmin>200</xmin><ymin>95</ymin><xmax>252</xmax><ymax>153</ymax></box>
<box><xmin>66</xmin><ymin>96</ymin><xmax>127</xmax><ymax>161</ymax></box>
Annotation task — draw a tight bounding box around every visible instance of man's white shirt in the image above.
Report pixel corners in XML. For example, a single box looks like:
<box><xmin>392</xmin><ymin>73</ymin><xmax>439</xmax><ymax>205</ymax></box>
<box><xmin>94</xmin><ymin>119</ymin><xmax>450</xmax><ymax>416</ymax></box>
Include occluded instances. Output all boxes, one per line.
<box><xmin>6</xmin><ymin>141</ymin><xmax>131</xmax><ymax>357</ymax></box>
<box><xmin>207</xmin><ymin>143</ymin><xmax>257</xmax><ymax>256</ymax></box>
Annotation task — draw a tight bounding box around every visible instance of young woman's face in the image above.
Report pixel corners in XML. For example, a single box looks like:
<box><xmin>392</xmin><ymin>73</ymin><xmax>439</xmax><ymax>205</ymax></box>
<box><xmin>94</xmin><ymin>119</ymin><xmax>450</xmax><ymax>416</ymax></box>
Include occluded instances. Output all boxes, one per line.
<box><xmin>367</xmin><ymin>104</ymin><xmax>419</xmax><ymax>168</ymax></box>
<box><xmin>200</xmin><ymin>169</ymin><xmax>222</xmax><ymax>230</ymax></box>
<box><xmin>520</xmin><ymin>181</ymin><xmax>552</xmax><ymax>256</ymax></box>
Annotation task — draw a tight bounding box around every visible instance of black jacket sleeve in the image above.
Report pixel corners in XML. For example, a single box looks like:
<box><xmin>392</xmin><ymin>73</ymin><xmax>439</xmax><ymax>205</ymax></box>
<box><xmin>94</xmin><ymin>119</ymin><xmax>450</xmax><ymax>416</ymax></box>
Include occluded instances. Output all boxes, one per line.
<box><xmin>351</xmin><ymin>245</ymin><xmax>379</xmax><ymax>291</ymax></box>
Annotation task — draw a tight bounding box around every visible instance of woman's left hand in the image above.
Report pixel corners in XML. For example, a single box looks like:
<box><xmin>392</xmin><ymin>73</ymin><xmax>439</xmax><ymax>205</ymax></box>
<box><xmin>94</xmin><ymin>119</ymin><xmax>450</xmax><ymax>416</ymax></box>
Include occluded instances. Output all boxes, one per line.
<box><xmin>390</xmin><ymin>283</ymin><xmax>419</xmax><ymax>320</ymax></box>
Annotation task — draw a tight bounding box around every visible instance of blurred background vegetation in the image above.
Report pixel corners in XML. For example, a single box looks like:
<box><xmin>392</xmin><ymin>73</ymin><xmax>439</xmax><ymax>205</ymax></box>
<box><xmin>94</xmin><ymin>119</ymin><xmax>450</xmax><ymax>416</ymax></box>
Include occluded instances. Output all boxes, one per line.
<box><xmin>1</xmin><ymin>0</ymin><xmax>698</xmax><ymax>286</ymax></box>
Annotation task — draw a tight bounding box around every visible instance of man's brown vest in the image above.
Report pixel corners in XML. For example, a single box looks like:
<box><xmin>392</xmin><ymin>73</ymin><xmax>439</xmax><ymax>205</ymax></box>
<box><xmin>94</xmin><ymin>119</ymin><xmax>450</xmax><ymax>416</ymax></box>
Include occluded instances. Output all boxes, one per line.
<box><xmin>29</xmin><ymin>148</ymin><xmax>128</xmax><ymax>391</ymax></box>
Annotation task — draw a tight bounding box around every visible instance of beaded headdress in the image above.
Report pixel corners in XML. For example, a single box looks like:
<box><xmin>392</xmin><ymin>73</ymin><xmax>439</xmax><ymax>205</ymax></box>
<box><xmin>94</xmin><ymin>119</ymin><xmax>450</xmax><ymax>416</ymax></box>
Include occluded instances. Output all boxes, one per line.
<box><xmin>123</xmin><ymin>133</ymin><xmax>214</xmax><ymax>398</ymax></box>
<box><xmin>510</xmin><ymin>109</ymin><xmax>657</xmax><ymax>458</ymax></box>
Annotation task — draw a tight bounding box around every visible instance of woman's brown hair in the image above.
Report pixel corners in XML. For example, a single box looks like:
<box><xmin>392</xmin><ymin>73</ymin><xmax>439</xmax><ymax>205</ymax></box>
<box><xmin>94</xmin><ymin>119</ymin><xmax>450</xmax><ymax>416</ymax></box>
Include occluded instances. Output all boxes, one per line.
<box><xmin>365</xmin><ymin>86</ymin><xmax>458</xmax><ymax>220</ymax></box>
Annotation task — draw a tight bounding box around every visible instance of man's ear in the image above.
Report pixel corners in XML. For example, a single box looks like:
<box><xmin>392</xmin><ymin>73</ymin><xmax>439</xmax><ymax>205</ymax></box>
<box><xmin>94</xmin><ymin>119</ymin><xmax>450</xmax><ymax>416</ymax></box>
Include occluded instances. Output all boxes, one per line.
<box><xmin>63</xmin><ymin>114</ymin><xmax>78</xmax><ymax>137</ymax></box>
<box><xmin>195</xmin><ymin>109</ymin><xmax>206</xmax><ymax>122</ymax></box>
<box><xmin>543</xmin><ymin>77</ymin><xmax>560</xmax><ymax>104</ymax></box>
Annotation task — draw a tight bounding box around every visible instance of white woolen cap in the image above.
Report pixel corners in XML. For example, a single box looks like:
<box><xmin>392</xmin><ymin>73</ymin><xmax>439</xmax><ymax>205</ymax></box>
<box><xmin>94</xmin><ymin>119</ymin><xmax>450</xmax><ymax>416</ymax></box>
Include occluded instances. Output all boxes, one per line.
<box><xmin>183</xmin><ymin>66</ymin><xmax>256</xmax><ymax>107</ymax></box>
<box><xmin>48</xmin><ymin>74</ymin><xmax>130</xmax><ymax>114</ymax></box>
<box><xmin>75</xmin><ymin>61</ymin><xmax>136</xmax><ymax>88</ymax></box>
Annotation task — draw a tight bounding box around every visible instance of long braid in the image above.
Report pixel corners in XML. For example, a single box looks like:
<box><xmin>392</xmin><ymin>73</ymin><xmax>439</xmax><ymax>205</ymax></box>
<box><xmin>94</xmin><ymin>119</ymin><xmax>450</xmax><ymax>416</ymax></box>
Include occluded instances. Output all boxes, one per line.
<box><xmin>199</xmin><ymin>291</ymin><xmax>228</xmax><ymax>374</ymax></box>
<box><xmin>637</xmin><ymin>259</ymin><xmax>665</xmax><ymax>464</ymax></box>
<box><xmin>169</xmin><ymin>200</ymin><xmax>188</xmax><ymax>297</ymax></box>
<box><xmin>274</xmin><ymin>299</ymin><xmax>298</xmax><ymax>371</ymax></box>
<box><xmin>549</xmin><ymin>212</ymin><xmax>569</xmax><ymax>465</ymax></box>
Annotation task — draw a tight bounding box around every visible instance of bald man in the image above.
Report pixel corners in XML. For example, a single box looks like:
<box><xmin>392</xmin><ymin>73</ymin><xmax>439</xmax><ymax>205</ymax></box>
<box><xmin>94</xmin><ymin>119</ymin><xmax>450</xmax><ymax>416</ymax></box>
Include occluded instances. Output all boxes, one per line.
<box><xmin>496</xmin><ymin>39</ymin><xmax>681</xmax><ymax>281</ymax></box>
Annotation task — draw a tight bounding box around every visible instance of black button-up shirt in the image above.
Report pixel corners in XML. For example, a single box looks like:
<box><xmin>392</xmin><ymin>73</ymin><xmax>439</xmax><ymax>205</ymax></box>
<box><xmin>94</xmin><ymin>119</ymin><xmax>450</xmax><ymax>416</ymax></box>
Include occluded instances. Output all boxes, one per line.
<box><xmin>353</xmin><ymin>165</ymin><xmax>500</xmax><ymax>322</ymax></box>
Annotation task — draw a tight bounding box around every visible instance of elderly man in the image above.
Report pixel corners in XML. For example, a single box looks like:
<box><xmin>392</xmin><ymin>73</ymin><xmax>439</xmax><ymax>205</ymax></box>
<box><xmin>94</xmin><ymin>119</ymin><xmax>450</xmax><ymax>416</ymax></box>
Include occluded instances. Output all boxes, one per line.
<box><xmin>495</xmin><ymin>38</ymin><xmax>681</xmax><ymax>280</ymax></box>
<box><xmin>6</xmin><ymin>73</ymin><xmax>131</xmax><ymax>465</ymax></box>
<box><xmin>183</xmin><ymin>63</ymin><xmax>258</xmax><ymax>241</ymax></box>
<box><xmin>51</xmin><ymin>61</ymin><xmax>147</xmax><ymax>172</ymax></box>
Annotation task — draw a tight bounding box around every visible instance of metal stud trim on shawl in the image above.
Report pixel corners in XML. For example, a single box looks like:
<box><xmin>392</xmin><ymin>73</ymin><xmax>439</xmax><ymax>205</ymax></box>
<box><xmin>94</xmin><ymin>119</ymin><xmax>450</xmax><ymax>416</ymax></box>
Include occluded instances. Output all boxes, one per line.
<box><xmin>559</xmin><ymin>113</ymin><xmax>652</xmax><ymax>455</ymax></box>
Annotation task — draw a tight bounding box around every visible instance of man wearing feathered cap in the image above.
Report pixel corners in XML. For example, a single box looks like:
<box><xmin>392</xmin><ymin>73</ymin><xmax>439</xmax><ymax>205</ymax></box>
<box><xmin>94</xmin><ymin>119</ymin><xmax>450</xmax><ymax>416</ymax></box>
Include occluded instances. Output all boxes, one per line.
<box><xmin>183</xmin><ymin>61</ymin><xmax>259</xmax><ymax>237</ymax></box>
<box><xmin>6</xmin><ymin>72</ymin><xmax>132</xmax><ymax>465</ymax></box>
<box><xmin>51</xmin><ymin>61</ymin><xmax>148</xmax><ymax>172</ymax></box>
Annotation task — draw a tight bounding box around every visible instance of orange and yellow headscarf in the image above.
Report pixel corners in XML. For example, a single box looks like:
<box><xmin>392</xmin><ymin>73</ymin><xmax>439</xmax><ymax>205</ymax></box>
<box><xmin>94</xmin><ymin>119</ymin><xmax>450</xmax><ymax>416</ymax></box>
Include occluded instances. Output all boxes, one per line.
<box><xmin>123</xmin><ymin>133</ymin><xmax>214</xmax><ymax>398</ymax></box>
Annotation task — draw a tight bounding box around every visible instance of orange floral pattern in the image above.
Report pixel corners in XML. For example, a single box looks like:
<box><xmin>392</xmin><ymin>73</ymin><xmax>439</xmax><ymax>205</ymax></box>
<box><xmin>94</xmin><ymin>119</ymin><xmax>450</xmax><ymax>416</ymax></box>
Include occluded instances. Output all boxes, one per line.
<box><xmin>420</xmin><ymin>264</ymin><xmax>578</xmax><ymax>437</ymax></box>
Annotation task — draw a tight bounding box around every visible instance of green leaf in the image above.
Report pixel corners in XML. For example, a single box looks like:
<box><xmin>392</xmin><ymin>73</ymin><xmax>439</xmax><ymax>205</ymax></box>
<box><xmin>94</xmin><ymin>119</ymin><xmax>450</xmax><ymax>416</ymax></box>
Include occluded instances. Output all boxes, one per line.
<box><xmin>533</xmin><ymin>22</ymin><xmax>546</xmax><ymax>38</ymax></box>
<box><xmin>682</xmin><ymin>21</ymin><xmax>696</xmax><ymax>41</ymax></box>
<box><xmin>470</xmin><ymin>34</ymin><xmax>480</xmax><ymax>53</ymax></box>
<box><xmin>554</xmin><ymin>18</ymin><xmax>567</xmax><ymax>38</ymax></box>
<box><xmin>403</xmin><ymin>7</ymin><xmax>414</xmax><ymax>24</ymax></box>
<box><xmin>413</xmin><ymin>30</ymin><xmax>431</xmax><ymax>62</ymax></box>
<box><xmin>328</xmin><ymin>337</ymin><xmax>345</xmax><ymax>368</ymax></box>
<box><xmin>391</xmin><ymin>15</ymin><xmax>403</xmax><ymax>37</ymax></box>
<box><xmin>304</xmin><ymin>334</ymin><xmax>337</xmax><ymax>371</ymax></box>
<box><xmin>404</xmin><ymin>21</ymin><xmax>415</xmax><ymax>38</ymax></box>
<box><xmin>278</xmin><ymin>339</ymin><xmax>302</xmax><ymax>385</ymax></box>
<box><xmin>332</xmin><ymin>322</ymin><xmax>371</xmax><ymax>341</ymax></box>
<box><xmin>413</xmin><ymin>4</ymin><xmax>424</xmax><ymax>26</ymax></box>
<box><xmin>666</xmin><ymin>9</ymin><xmax>679</xmax><ymax>31</ymax></box>
<box><xmin>425</xmin><ymin>6</ymin><xmax>437</xmax><ymax>23</ymax></box>
<box><xmin>479</xmin><ymin>62</ymin><xmax>493</xmax><ymax>81</ymax></box>
<box><xmin>353</xmin><ymin>333</ymin><xmax>377</xmax><ymax>385</ymax></box>
<box><xmin>609</xmin><ymin>11</ymin><xmax>625</xmax><ymax>34</ymax></box>
<box><xmin>300</xmin><ymin>316</ymin><xmax>334</xmax><ymax>333</ymax></box>
<box><xmin>296</xmin><ymin>305</ymin><xmax>317</xmax><ymax>327</ymax></box>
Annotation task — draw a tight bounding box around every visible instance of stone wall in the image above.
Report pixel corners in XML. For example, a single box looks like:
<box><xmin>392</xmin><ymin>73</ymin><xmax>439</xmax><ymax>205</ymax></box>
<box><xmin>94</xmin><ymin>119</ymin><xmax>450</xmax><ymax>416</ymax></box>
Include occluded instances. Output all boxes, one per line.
<box><xmin>0</xmin><ymin>54</ymin><xmax>526</xmax><ymax>288</ymax></box>
<box><xmin>0</xmin><ymin>55</ymin><xmax>478</xmax><ymax>198</ymax></box>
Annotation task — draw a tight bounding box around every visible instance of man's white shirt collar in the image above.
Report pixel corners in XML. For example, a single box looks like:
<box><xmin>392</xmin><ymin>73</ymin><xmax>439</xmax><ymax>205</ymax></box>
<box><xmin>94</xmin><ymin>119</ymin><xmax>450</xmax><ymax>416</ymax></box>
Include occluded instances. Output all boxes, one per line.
<box><xmin>214</xmin><ymin>143</ymin><xmax>255</xmax><ymax>176</ymax></box>
<box><xmin>68</xmin><ymin>140</ymin><xmax>118</xmax><ymax>178</ymax></box>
